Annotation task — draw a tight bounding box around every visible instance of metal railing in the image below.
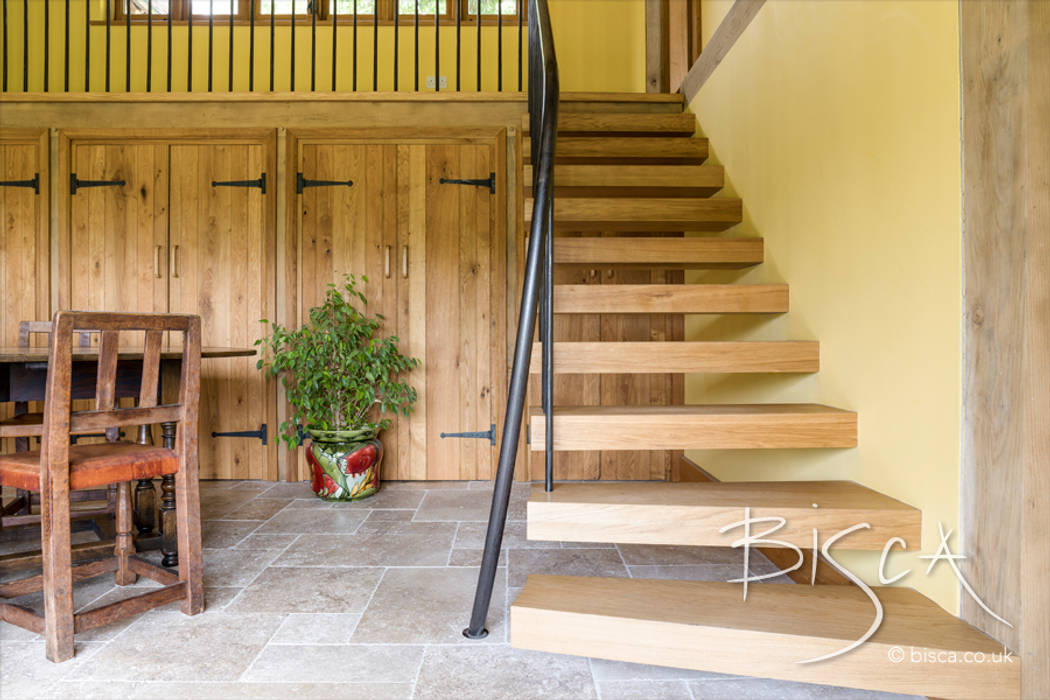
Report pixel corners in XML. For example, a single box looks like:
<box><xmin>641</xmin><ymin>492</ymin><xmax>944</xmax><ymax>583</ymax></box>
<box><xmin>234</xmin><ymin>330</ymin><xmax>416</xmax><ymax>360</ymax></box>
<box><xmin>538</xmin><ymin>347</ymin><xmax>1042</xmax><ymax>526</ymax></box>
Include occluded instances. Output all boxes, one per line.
<box><xmin>0</xmin><ymin>0</ymin><xmax>524</xmax><ymax>93</ymax></box>
<box><xmin>463</xmin><ymin>0</ymin><xmax>556</xmax><ymax>640</ymax></box>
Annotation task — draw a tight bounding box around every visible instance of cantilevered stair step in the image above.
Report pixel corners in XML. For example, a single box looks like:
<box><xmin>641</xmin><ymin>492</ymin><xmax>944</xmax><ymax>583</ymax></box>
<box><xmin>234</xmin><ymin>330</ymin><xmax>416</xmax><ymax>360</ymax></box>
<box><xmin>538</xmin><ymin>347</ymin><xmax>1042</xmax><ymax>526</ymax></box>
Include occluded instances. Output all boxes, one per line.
<box><xmin>524</xmin><ymin>137</ymin><xmax>709</xmax><ymax>165</ymax></box>
<box><xmin>528</xmin><ymin>405</ymin><xmax>857</xmax><ymax>451</ymax></box>
<box><xmin>553</xmin><ymin>284</ymin><xmax>788</xmax><ymax>314</ymax></box>
<box><xmin>511</xmin><ymin>576</ymin><xmax>1018</xmax><ymax>700</ymax></box>
<box><xmin>528</xmin><ymin>341</ymin><xmax>819</xmax><ymax>374</ymax></box>
<box><xmin>526</xmin><ymin>481</ymin><xmax>918</xmax><ymax>550</ymax></box>
<box><xmin>552</xmin><ymin>236</ymin><xmax>763</xmax><ymax>269</ymax></box>
<box><xmin>522</xmin><ymin>112</ymin><xmax>696</xmax><ymax>137</ymax></box>
<box><xmin>526</xmin><ymin>197</ymin><xmax>742</xmax><ymax>232</ymax></box>
<box><xmin>524</xmin><ymin>165</ymin><xmax>724</xmax><ymax>198</ymax></box>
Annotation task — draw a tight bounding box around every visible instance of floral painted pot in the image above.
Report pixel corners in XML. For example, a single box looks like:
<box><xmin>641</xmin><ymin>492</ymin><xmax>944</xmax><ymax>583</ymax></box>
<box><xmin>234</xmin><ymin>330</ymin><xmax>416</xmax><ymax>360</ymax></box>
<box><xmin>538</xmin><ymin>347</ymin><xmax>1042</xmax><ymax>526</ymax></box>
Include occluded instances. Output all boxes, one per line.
<box><xmin>306</xmin><ymin>428</ymin><xmax>383</xmax><ymax>501</ymax></box>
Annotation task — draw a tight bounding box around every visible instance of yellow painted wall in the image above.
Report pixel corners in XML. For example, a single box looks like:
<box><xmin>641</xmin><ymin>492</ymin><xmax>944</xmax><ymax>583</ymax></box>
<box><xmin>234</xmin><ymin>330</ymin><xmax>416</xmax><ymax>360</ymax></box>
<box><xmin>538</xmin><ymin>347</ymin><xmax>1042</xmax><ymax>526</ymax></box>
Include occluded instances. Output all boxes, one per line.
<box><xmin>687</xmin><ymin>0</ymin><xmax>962</xmax><ymax>612</ymax></box>
<box><xmin>0</xmin><ymin>0</ymin><xmax>644</xmax><ymax>93</ymax></box>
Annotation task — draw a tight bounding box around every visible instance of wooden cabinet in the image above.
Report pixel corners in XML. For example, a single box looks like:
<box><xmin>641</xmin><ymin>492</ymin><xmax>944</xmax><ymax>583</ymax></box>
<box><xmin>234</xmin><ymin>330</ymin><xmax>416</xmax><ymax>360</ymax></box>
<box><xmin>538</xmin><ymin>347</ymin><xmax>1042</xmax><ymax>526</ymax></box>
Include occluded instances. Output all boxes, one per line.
<box><xmin>59</xmin><ymin>132</ymin><xmax>277</xmax><ymax>480</ymax></box>
<box><xmin>293</xmin><ymin>131</ymin><xmax>507</xmax><ymax>481</ymax></box>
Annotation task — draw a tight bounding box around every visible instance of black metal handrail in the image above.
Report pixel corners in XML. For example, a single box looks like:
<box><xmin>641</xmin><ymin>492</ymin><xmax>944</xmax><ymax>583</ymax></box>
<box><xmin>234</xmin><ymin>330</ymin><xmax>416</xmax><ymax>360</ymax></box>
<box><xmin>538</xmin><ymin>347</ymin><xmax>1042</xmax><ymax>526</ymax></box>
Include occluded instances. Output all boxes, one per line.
<box><xmin>463</xmin><ymin>0</ymin><xmax>557</xmax><ymax>640</ymax></box>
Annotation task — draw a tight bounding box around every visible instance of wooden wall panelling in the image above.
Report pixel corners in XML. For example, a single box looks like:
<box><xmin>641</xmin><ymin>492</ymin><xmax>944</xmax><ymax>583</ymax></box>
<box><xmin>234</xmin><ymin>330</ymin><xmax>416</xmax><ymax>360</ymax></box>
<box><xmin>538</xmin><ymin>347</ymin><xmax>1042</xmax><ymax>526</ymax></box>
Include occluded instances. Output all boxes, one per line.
<box><xmin>961</xmin><ymin>1</ymin><xmax>1050</xmax><ymax>695</ymax></box>
<box><xmin>168</xmin><ymin>140</ymin><xmax>277</xmax><ymax>481</ymax></box>
<box><xmin>0</xmin><ymin>129</ymin><xmax>50</xmax><ymax>453</ymax></box>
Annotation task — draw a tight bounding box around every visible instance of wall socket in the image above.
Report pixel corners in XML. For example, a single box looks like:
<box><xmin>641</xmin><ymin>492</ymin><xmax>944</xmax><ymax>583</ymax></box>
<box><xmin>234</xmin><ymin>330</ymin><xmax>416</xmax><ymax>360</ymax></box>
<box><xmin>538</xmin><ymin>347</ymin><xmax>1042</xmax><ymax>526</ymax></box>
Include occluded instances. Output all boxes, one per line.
<box><xmin>425</xmin><ymin>76</ymin><xmax>449</xmax><ymax>89</ymax></box>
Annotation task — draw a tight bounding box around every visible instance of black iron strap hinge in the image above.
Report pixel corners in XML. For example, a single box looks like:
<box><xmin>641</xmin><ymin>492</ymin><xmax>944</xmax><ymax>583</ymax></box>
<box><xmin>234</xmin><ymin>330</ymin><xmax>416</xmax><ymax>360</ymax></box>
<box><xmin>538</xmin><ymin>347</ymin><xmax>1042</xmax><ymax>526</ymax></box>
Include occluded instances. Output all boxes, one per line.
<box><xmin>212</xmin><ymin>424</ymin><xmax>268</xmax><ymax>445</ymax></box>
<box><xmin>297</xmin><ymin>172</ymin><xmax>354</xmax><ymax>194</ymax></box>
<box><xmin>440</xmin><ymin>423</ymin><xmax>497</xmax><ymax>446</ymax></box>
<box><xmin>70</xmin><ymin>173</ymin><xmax>126</xmax><ymax>195</ymax></box>
<box><xmin>212</xmin><ymin>173</ymin><xmax>267</xmax><ymax>194</ymax></box>
<box><xmin>439</xmin><ymin>172</ymin><xmax>496</xmax><ymax>195</ymax></box>
<box><xmin>0</xmin><ymin>173</ymin><xmax>40</xmax><ymax>194</ymax></box>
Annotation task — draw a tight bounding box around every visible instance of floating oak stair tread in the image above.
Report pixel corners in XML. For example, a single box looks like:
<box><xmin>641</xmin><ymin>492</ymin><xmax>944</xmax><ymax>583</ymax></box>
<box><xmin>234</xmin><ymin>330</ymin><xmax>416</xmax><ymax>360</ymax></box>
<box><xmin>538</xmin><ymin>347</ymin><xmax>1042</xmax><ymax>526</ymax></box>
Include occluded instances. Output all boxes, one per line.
<box><xmin>528</xmin><ymin>341</ymin><xmax>818</xmax><ymax>374</ymax></box>
<box><xmin>528</xmin><ymin>404</ymin><xmax>856</xmax><ymax>451</ymax></box>
<box><xmin>526</xmin><ymin>481</ymin><xmax>918</xmax><ymax>549</ymax></box>
<box><xmin>553</xmin><ymin>284</ymin><xmax>788</xmax><ymax>314</ymax></box>
<box><xmin>524</xmin><ymin>137</ymin><xmax>709</xmax><ymax>165</ymax></box>
<box><xmin>524</xmin><ymin>165</ymin><xmax>724</xmax><ymax>197</ymax></box>
<box><xmin>526</xmin><ymin>197</ymin><xmax>742</xmax><ymax>232</ymax></box>
<box><xmin>551</xmin><ymin>236</ymin><xmax>762</xmax><ymax>269</ymax></box>
<box><xmin>522</xmin><ymin>112</ymin><xmax>696</xmax><ymax>137</ymax></box>
<box><xmin>510</xmin><ymin>576</ymin><xmax>1018</xmax><ymax>700</ymax></box>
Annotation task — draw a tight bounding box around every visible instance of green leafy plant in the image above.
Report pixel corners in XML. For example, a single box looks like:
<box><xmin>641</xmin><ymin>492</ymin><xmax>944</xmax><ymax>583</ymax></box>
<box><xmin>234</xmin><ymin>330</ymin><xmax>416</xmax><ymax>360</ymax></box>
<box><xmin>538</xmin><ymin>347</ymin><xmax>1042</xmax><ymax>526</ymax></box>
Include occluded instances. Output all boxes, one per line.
<box><xmin>256</xmin><ymin>274</ymin><xmax>420</xmax><ymax>449</ymax></box>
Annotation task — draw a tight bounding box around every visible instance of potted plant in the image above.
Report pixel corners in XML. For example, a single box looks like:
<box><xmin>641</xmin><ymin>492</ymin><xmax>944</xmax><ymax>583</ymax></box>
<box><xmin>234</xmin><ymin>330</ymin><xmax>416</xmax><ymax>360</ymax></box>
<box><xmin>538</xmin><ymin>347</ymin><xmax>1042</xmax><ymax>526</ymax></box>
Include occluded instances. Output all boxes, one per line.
<box><xmin>257</xmin><ymin>274</ymin><xmax>419</xmax><ymax>501</ymax></box>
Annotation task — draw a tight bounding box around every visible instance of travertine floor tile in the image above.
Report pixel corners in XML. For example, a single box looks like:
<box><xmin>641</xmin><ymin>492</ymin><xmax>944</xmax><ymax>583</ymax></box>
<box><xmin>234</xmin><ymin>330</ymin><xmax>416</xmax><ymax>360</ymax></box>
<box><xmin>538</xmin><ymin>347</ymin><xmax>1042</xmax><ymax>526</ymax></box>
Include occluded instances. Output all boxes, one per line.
<box><xmin>507</xmin><ymin>548</ymin><xmax>628</xmax><ymax>587</ymax></box>
<box><xmin>618</xmin><ymin>543</ymin><xmax>747</xmax><ymax>566</ymax></box>
<box><xmin>352</xmin><ymin>567</ymin><xmax>507</xmax><ymax>644</ymax></box>
<box><xmin>268</xmin><ymin>612</ymin><xmax>362</xmax><ymax>644</ymax></box>
<box><xmin>255</xmin><ymin>507</ymin><xmax>368</xmax><ymax>534</ymax></box>
<box><xmin>222</xmin><ymin>498</ymin><xmax>295</xmax><ymax>521</ymax></box>
<box><xmin>414</xmin><ymin>489</ymin><xmax>494</xmax><ymax>521</ymax></box>
<box><xmin>415</xmin><ymin>645</ymin><xmax>596</xmax><ymax>700</ymax></box>
<box><xmin>201</xmin><ymin>519</ymin><xmax>262</xmax><ymax>548</ymax></box>
<box><xmin>274</xmin><ymin>523</ymin><xmax>456</xmax><ymax>567</ymax></box>
<box><xmin>627</xmin><ymin>563</ymin><xmax>743</xmax><ymax>582</ymax></box>
<box><xmin>242</xmin><ymin>644</ymin><xmax>425</xmax><ymax>684</ymax></box>
<box><xmin>688</xmin><ymin>677</ymin><xmax>922</xmax><ymax>699</ymax></box>
<box><xmin>227</xmin><ymin>566</ymin><xmax>383</xmax><ymax>613</ymax></box>
<box><xmin>596</xmin><ymin>680</ymin><xmax>693</xmax><ymax>700</ymax></box>
<box><xmin>67</xmin><ymin>612</ymin><xmax>283</xmax><ymax>682</ymax></box>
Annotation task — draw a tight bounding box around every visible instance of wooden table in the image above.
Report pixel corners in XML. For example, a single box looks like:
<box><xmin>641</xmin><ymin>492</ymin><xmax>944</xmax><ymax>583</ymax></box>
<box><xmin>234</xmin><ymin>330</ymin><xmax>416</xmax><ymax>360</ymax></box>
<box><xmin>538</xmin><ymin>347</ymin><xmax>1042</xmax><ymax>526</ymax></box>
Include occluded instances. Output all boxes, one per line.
<box><xmin>0</xmin><ymin>345</ymin><xmax>256</xmax><ymax>567</ymax></box>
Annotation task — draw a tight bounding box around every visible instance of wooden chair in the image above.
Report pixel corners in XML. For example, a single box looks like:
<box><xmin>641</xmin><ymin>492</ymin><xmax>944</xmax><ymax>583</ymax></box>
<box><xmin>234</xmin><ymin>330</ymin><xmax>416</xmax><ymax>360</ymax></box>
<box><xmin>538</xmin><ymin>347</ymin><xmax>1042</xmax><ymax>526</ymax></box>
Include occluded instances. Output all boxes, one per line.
<box><xmin>0</xmin><ymin>311</ymin><xmax>204</xmax><ymax>662</ymax></box>
<box><xmin>0</xmin><ymin>321</ymin><xmax>112</xmax><ymax>528</ymax></box>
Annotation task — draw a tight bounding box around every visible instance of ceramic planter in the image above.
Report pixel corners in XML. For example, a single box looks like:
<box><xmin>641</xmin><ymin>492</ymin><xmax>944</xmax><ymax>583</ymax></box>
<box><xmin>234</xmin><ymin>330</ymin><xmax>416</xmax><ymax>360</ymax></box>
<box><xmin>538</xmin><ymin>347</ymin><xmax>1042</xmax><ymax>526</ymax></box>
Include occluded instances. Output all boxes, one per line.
<box><xmin>306</xmin><ymin>427</ymin><xmax>383</xmax><ymax>501</ymax></box>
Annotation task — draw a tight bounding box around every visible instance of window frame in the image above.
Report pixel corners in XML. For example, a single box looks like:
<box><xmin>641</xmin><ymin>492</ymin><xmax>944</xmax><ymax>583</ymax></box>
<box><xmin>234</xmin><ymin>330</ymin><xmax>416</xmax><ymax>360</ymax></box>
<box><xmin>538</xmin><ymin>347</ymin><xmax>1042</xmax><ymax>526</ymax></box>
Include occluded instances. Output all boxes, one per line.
<box><xmin>110</xmin><ymin>0</ymin><xmax>520</xmax><ymax>24</ymax></box>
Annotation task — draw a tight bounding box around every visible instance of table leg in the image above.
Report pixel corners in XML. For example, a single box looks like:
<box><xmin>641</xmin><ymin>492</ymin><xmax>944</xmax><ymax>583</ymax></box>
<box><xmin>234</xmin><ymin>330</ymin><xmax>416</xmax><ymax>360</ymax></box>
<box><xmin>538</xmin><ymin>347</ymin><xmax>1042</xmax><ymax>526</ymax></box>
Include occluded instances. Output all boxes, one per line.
<box><xmin>160</xmin><ymin>422</ymin><xmax>179</xmax><ymax>567</ymax></box>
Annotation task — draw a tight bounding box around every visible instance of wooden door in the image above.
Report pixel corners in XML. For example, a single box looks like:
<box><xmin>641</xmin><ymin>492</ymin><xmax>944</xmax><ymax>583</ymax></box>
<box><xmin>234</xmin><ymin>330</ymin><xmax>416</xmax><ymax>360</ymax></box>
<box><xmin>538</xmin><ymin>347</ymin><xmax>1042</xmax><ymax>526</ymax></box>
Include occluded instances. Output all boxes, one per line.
<box><xmin>168</xmin><ymin>142</ymin><xmax>276</xmax><ymax>480</ymax></box>
<box><xmin>399</xmin><ymin>142</ymin><xmax>505</xmax><ymax>481</ymax></box>
<box><xmin>296</xmin><ymin>141</ymin><xmax>400</xmax><ymax>479</ymax></box>
<box><xmin>67</xmin><ymin>143</ymin><xmax>169</xmax><ymax>317</ymax></box>
<box><xmin>0</xmin><ymin>130</ymin><xmax>50</xmax><ymax>452</ymax></box>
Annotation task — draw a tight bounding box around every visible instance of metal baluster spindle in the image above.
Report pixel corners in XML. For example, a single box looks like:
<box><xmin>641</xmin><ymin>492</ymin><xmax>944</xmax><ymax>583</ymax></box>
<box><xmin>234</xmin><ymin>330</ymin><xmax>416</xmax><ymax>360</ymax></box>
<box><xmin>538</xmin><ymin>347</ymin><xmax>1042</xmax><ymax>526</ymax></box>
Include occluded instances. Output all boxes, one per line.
<box><xmin>517</xmin><ymin>0</ymin><xmax>522</xmax><ymax>91</ymax></box>
<box><xmin>413</xmin><ymin>0</ymin><xmax>418</xmax><ymax>91</ymax></box>
<box><xmin>352</xmin><ymin>0</ymin><xmax>358</xmax><ymax>91</ymax></box>
<box><xmin>434</xmin><ymin>0</ymin><xmax>439</xmax><ymax>92</ymax></box>
<box><xmin>166</xmin><ymin>2</ymin><xmax>171</xmax><ymax>91</ymax></box>
<box><xmin>455</xmin><ymin>0</ymin><xmax>460</xmax><ymax>90</ymax></box>
<box><xmin>228</xmin><ymin>0</ymin><xmax>234</xmax><ymax>91</ymax></box>
<box><xmin>290</xmin><ymin>0</ymin><xmax>296</xmax><ymax>90</ymax></box>
<box><xmin>147</xmin><ymin>0</ymin><xmax>152</xmax><ymax>92</ymax></box>
<box><xmin>310</xmin><ymin>0</ymin><xmax>316</xmax><ymax>91</ymax></box>
<box><xmin>475</xmin><ymin>0</ymin><xmax>480</xmax><ymax>91</ymax></box>
<box><xmin>43</xmin><ymin>0</ymin><xmax>48</xmax><ymax>91</ymax></box>
<box><xmin>249</xmin><ymin>0</ymin><xmax>255</xmax><ymax>90</ymax></box>
<box><xmin>188</xmin><ymin>4</ymin><xmax>194</xmax><ymax>91</ymax></box>
<box><xmin>372</xmin><ymin>0</ymin><xmax>377</xmax><ymax>90</ymax></box>
<box><xmin>124</xmin><ymin>0</ymin><xmax>129</xmax><ymax>90</ymax></box>
<box><xmin>208</xmin><ymin>0</ymin><xmax>214</xmax><ymax>91</ymax></box>
<box><xmin>331</xmin><ymin>0</ymin><xmax>337</xmax><ymax>90</ymax></box>
<box><xmin>22</xmin><ymin>0</ymin><xmax>28</xmax><ymax>91</ymax></box>
<box><xmin>269</xmin><ymin>0</ymin><xmax>275</xmax><ymax>90</ymax></box>
<box><xmin>497</xmin><ymin>0</ymin><xmax>501</xmax><ymax>91</ymax></box>
<box><xmin>3</xmin><ymin>0</ymin><xmax>9</xmax><ymax>93</ymax></box>
<box><xmin>63</xmin><ymin>0</ymin><xmax>69</xmax><ymax>91</ymax></box>
<box><xmin>103</xmin><ymin>0</ymin><xmax>109</xmax><ymax>91</ymax></box>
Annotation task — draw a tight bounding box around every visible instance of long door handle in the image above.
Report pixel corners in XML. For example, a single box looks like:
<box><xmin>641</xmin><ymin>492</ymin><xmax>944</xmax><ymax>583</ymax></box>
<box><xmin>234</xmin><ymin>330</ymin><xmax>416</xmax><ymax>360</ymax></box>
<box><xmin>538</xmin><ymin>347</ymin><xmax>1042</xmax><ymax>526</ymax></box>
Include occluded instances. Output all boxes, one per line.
<box><xmin>154</xmin><ymin>245</ymin><xmax>163</xmax><ymax>278</ymax></box>
<box><xmin>402</xmin><ymin>245</ymin><xmax>409</xmax><ymax>278</ymax></box>
<box><xmin>170</xmin><ymin>245</ymin><xmax>180</xmax><ymax>279</ymax></box>
<box><xmin>385</xmin><ymin>245</ymin><xmax>392</xmax><ymax>278</ymax></box>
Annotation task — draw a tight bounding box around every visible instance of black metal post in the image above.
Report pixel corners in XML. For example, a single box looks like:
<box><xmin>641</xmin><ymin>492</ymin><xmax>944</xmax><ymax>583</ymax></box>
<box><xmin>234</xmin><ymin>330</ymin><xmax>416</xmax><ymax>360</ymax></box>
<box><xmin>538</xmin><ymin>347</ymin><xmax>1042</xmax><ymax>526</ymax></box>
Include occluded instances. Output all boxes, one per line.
<box><xmin>63</xmin><ymin>0</ymin><xmax>69</xmax><ymax>91</ymax></box>
<box><xmin>352</xmin><ymin>0</ymin><xmax>357</xmax><ymax>90</ymax></box>
<box><xmin>543</xmin><ymin>193</ymin><xmax>554</xmax><ymax>491</ymax></box>
<box><xmin>290</xmin><ymin>0</ymin><xmax>296</xmax><ymax>90</ymax></box>
<box><xmin>124</xmin><ymin>0</ymin><xmax>129</xmax><ymax>90</ymax></box>
<box><xmin>455</xmin><ymin>0</ymin><xmax>460</xmax><ymax>90</ymax></box>
<box><xmin>331</xmin><ymin>1</ymin><xmax>337</xmax><ymax>90</ymax></box>
<box><xmin>188</xmin><ymin>5</ymin><xmax>194</xmax><ymax>90</ymax></box>
<box><xmin>269</xmin><ymin>0</ymin><xmax>275</xmax><ymax>90</ymax></box>
<box><xmin>43</xmin><ymin>0</ymin><xmax>48</xmax><ymax>91</ymax></box>
<box><xmin>82</xmin><ymin>0</ymin><xmax>90</xmax><ymax>90</ymax></box>
<box><xmin>434</xmin><ymin>0</ymin><xmax>439</xmax><ymax>92</ymax></box>
<box><xmin>393</xmin><ymin>5</ymin><xmax>398</xmax><ymax>90</ymax></box>
<box><xmin>208</xmin><ymin>0</ymin><xmax>214</xmax><ymax>91</ymax></box>
<box><xmin>371</xmin><ymin>0</ymin><xmax>377</xmax><ymax>90</ymax></box>
<box><xmin>229</xmin><ymin>0</ymin><xmax>235</xmax><ymax>91</ymax></box>
<box><xmin>3</xmin><ymin>0</ymin><xmax>9</xmax><ymax>93</ymax></box>
<box><xmin>310</xmin><ymin>0</ymin><xmax>316</xmax><ymax>91</ymax></box>
<box><xmin>413</xmin><ymin>0</ymin><xmax>418</xmax><ymax>91</ymax></box>
<box><xmin>249</xmin><ymin>0</ymin><xmax>255</xmax><ymax>90</ymax></box>
<box><xmin>475</xmin><ymin>0</ymin><xmax>480</xmax><ymax>90</ymax></box>
<box><xmin>103</xmin><ymin>0</ymin><xmax>109</xmax><ymax>91</ymax></box>
<box><xmin>166</xmin><ymin>4</ymin><xmax>171</xmax><ymax>91</ymax></box>
<box><xmin>518</xmin><ymin>0</ymin><xmax>522</xmax><ymax>91</ymax></box>
<box><xmin>497</xmin><ymin>0</ymin><xmax>501</xmax><ymax>91</ymax></box>
<box><xmin>146</xmin><ymin>0</ymin><xmax>152</xmax><ymax>92</ymax></box>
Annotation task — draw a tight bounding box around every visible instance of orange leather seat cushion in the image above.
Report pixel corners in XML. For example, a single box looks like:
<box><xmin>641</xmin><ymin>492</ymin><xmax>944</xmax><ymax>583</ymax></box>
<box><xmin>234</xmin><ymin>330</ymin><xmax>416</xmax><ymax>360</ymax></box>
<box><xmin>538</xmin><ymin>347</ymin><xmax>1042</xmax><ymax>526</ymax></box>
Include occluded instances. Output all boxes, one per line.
<box><xmin>0</xmin><ymin>442</ymin><xmax>179</xmax><ymax>492</ymax></box>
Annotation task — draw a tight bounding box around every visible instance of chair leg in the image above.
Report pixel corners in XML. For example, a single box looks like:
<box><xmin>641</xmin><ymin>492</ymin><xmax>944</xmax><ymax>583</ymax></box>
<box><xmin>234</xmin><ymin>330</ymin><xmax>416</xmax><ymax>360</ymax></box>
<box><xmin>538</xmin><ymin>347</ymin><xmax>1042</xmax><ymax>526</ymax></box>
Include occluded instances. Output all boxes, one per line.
<box><xmin>39</xmin><ymin>473</ymin><xmax>75</xmax><ymax>663</ymax></box>
<box><xmin>174</xmin><ymin>461</ymin><xmax>204</xmax><ymax>616</ymax></box>
<box><xmin>113</xmin><ymin>482</ymin><xmax>138</xmax><ymax>586</ymax></box>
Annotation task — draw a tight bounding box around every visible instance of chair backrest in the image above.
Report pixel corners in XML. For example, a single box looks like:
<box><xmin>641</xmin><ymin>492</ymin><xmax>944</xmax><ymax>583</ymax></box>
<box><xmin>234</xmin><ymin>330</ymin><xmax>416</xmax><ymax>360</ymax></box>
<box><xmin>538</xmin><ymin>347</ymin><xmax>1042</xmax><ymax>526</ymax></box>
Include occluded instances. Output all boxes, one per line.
<box><xmin>40</xmin><ymin>312</ymin><xmax>202</xmax><ymax>473</ymax></box>
<box><xmin>18</xmin><ymin>321</ymin><xmax>94</xmax><ymax>348</ymax></box>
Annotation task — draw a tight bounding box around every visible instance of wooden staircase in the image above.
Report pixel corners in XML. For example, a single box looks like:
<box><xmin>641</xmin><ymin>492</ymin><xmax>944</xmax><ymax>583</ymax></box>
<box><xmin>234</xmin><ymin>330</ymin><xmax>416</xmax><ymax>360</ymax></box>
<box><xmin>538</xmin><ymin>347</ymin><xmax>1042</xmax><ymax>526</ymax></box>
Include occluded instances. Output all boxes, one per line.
<box><xmin>509</xmin><ymin>101</ymin><xmax>1020</xmax><ymax>699</ymax></box>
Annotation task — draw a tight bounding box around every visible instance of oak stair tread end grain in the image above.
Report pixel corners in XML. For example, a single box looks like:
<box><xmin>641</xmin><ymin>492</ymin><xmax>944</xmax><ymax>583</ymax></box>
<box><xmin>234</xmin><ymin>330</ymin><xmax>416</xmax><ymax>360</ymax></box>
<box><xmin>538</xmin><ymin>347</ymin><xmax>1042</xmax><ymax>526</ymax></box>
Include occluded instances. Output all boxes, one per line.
<box><xmin>524</xmin><ymin>137</ymin><xmax>710</xmax><ymax>164</ymax></box>
<box><xmin>510</xmin><ymin>576</ymin><xmax>1020</xmax><ymax>700</ymax></box>
<box><xmin>551</xmin><ymin>236</ymin><xmax>762</xmax><ymax>269</ymax></box>
<box><xmin>525</xmin><ymin>480</ymin><xmax>920</xmax><ymax>549</ymax></box>
<box><xmin>528</xmin><ymin>341</ymin><xmax>819</xmax><ymax>374</ymax></box>
<box><xmin>524</xmin><ymin>164</ymin><xmax>724</xmax><ymax>198</ymax></box>
<box><xmin>522</xmin><ymin>112</ymin><xmax>696</xmax><ymax>136</ymax></box>
<box><xmin>526</xmin><ymin>197</ymin><xmax>743</xmax><ymax>232</ymax></box>
<box><xmin>553</xmin><ymin>284</ymin><xmax>789</xmax><ymax>314</ymax></box>
<box><xmin>527</xmin><ymin>404</ymin><xmax>857</xmax><ymax>451</ymax></box>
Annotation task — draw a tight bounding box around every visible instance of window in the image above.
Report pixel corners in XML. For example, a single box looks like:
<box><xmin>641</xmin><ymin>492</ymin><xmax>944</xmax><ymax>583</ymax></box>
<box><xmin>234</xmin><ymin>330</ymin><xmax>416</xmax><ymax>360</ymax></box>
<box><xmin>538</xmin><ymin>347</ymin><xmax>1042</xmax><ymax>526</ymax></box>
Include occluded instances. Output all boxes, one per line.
<box><xmin>112</xmin><ymin>0</ymin><xmax>518</xmax><ymax>23</ymax></box>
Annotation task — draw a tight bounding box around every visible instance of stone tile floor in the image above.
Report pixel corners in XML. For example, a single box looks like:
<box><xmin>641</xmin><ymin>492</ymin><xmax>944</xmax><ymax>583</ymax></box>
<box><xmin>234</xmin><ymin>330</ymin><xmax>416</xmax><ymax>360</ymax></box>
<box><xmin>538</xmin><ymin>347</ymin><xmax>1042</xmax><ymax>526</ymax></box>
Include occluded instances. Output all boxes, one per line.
<box><xmin>0</xmin><ymin>480</ymin><xmax>922</xmax><ymax>700</ymax></box>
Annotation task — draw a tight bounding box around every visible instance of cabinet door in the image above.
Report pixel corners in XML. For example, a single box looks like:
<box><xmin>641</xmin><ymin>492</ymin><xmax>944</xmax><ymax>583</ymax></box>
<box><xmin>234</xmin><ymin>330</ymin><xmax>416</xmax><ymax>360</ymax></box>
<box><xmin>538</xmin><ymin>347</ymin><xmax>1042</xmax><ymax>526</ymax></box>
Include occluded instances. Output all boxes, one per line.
<box><xmin>398</xmin><ymin>142</ymin><xmax>505</xmax><ymax>481</ymax></box>
<box><xmin>168</xmin><ymin>143</ymin><xmax>276</xmax><ymax>481</ymax></box>
<box><xmin>67</xmin><ymin>143</ymin><xmax>169</xmax><ymax>317</ymax></box>
<box><xmin>296</xmin><ymin>142</ymin><xmax>400</xmax><ymax>480</ymax></box>
<box><xmin>0</xmin><ymin>131</ymin><xmax>50</xmax><ymax>452</ymax></box>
